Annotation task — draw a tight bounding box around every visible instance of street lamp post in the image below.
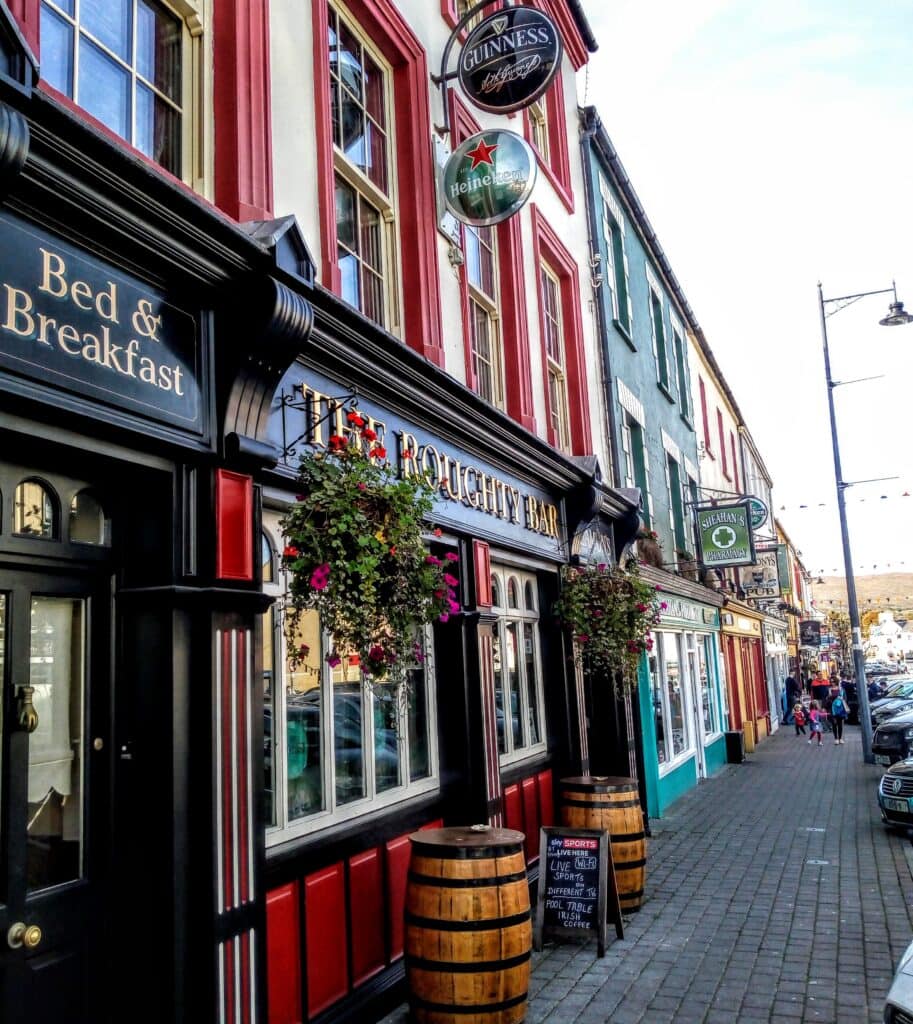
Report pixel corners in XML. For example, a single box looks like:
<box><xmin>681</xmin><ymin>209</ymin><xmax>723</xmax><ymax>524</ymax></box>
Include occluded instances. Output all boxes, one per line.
<box><xmin>817</xmin><ymin>282</ymin><xmax>913</xmax><ymax>765</ymax></box>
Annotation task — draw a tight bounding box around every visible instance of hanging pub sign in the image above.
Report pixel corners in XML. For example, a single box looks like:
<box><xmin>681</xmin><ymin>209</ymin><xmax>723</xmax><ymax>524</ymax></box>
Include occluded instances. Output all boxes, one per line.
<box><xmin>739</xmin><ymin>549</ymin><xmax>781</xmax><ymax>599</ymax></box>
<box><xmin>695</xmin><ymin>501</ymin><xmax>756</xmax><ymax>569</ymax></box>
<box><xmin>442</xmin><ymin>129</ymin><xmax>537</xmax><ymax>226</ymax></box>
<box><xmin>747</xmin><ymin>496</ymin><xmax>769</xmax><ymax>531</ymax></box>
<box><xmin>800</xmin><ymin>620</ymin><xmax>822</xmax><ymax>647</ymax></box>
<box><xmin>458</xmin><ymin>7</ymin><xmax>563</xmax><ymax>115</ymax></box>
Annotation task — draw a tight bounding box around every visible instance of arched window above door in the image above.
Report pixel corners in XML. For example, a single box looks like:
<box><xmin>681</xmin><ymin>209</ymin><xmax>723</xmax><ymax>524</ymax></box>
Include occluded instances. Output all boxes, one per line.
<box><xmin>13</xmin><ymin>479</ymin><xmax>58</xmax><ymax>539</ymax></box>
<box><xmin>69</xmin><ymin>489</ymin><xmax>110</xmax><ymax>546</ymax></box>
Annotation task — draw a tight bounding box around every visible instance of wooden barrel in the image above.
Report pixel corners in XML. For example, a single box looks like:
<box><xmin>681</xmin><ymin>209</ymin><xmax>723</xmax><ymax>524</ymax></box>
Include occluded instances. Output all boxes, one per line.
<box><xmin>559</xmin><ymin>776</ymin><xmax>646</xmax><ymax>913</ymax></box>
<box><xmin>405</xmin><ymin>826</ymin><xmax>531</xmax><ymax>1024</ymax></box>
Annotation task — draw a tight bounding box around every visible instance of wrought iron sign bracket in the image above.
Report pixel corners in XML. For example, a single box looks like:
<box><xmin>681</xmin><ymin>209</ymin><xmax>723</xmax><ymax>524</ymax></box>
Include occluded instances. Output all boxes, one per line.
<box><xmin>279</xmin><ymin>385</ymin><xmax>360</xmax><ymax>465</ymax></box>
<box><xmin>432</xmin><ymin>0</ymin><xmax>513</xmax><ymax>135</ymax></box>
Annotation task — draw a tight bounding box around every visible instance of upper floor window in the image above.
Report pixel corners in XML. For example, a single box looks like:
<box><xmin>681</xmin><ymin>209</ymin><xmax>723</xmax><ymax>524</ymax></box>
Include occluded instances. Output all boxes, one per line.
<box><xmin>40</xmin><ymin>0</ymin><xmax>185</xmax><ymax>177</ymax></box>
<box><xmin>671</xmin><ymin>320</ymin><xmax>690</xmax><ymax>421</ymax></box>
<box><xmin>621</xmin><ymin>410</ymin><xmax>652</xmax><ymax>527</ymax></box>
<box><xmin>491</xmin><ymin>566</ymin><xmax>546</xmax><ymax>765</ymax></box>
<box><xmin>540</xmin><ymin>263</ymin><xmax>570</xmax><ymax>452</ymax></box>
<box><xmin>698</xmin><ymin>377</ymin><xmax>713</xmax><ymax>457</ymax></box>
<box><xmin>600</xmin><ymin>180</ymin><xmax>632</xmax><ymax>340</ymax></box>
<box><xmin>329</xmin><ymin>4</ymin><xmax>398</xmax><ymax>329</ymax></box>
<box><xmin>717</xmin><ymin>409</ymin><xmax>730</xmax><ymax>479</ymax></box>
<box><xmin>649</xmin><ymin>284</ymin><xmax>671</xmax><ymax>393</ymax></box>
<box><xmin>730</xmin><ymin>432</ymin><xmax>740</xmax><ymax>492</ymax></box>
<box><xmin>523</xmin><ymin>78</ymin><xmax>572</xmax><ymax>210</ymax></box>
<box><xmin>464</xmin><ymin>222</ymin><xmax>504</xmax><ymax>407</ymax></box>
<box><xmin>665</xmin><ymin>453</ymin><xmax>687</xmax><ymax>554</ymax></box>
<box><xmin>528</xmin><ymin>99</ymin><xmax>549</xmax><ymax>161</ymax></box>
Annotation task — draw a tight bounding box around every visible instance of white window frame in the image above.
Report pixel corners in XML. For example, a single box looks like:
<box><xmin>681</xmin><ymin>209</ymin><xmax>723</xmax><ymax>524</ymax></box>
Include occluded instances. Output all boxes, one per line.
<box><xmin>651</xmin><ymin>630</ymin><xmax>694</xmax><ymax>774</ymax></box>
<box><xmin>528</xmin><ymin>97</ymin><xmax>549</xmax><ymax>161</ymax></box>
<box><xmin>262</xmin><ymin>518</ymin><xmax>439</xmax><ymax>846</ymax></box>
<box><xmin>491</xmin><ymin>565</ymin><xmax>547</xmax><ymax>767</ymax></box>
<box><xmin>330</xmin><ymin>1</ymin><xmax>402</xmax><ymax>334</ymax></box>
<box><xmin>39</xmin><ymin>0</ymin><xmax>207</xmax><ymax>188</ymax></box>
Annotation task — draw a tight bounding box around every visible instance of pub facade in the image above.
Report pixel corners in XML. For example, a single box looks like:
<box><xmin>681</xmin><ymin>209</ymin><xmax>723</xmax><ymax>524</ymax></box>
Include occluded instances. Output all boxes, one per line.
<box><xmin>0</xmin><ymin>2</ymin><xmax>649</xmax><ymax>1024</ymax></box>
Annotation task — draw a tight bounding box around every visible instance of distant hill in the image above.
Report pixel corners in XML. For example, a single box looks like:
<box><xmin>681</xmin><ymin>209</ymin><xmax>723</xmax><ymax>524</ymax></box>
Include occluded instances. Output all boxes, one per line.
<box><xmin>812</xmin><ymin>574</ymin><xmax>913</xmax><ymax>622</ymax></box>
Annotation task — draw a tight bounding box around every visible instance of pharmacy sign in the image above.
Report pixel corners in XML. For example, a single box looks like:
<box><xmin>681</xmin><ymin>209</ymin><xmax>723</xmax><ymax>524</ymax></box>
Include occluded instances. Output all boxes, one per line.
<box><xmin>695</xmin><ymin>501</ymin><xmax>756</xmax><ymax>568</ymax></box>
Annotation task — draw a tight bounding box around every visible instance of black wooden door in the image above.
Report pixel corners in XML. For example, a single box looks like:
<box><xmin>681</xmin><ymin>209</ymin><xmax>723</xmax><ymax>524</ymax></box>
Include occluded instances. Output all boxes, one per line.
<box><xmin>0</xmin><ymin>569</ymin><xmax>109</xmax><ymax>1024</ymax></box>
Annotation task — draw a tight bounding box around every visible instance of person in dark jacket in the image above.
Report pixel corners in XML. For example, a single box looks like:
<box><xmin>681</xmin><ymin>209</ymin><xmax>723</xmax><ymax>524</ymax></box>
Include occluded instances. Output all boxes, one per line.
<box><xmin>785</xmin><ymin>676</ymin><xmax>801</xmax><ymax>723</ymax></box>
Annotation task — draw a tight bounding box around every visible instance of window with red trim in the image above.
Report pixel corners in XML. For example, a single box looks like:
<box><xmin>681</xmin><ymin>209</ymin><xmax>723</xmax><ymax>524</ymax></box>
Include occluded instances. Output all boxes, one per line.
<box><xmin>313</xmin><ymin>0</ymin><xmax>443</xmax><ymax>365</ymax></box>
<box><xmin>523</xmin><ymin>74</ymin><xmax>573</xmax><ymax>211</ymax></box>
<box><xmin>699</xmin><ymin>377</ymin><xmax>713</xmax><ymax>456</ymax></box>
<box><xmin>450</xmin><ymin>94</ymin><xmax>535</xmax><ymax>428</ymax></box>
<box><xmin>717</xmin><ymin>409</ymin><xmax>730</xmax><ymax>479</ymax></box>
<box><xmin>730</xmin><ymin>432</ymin><xmax>740</xmax><ymax>492</ymax></box>
<box><xmin>38</xmin><ymin>0</ymin><xmax>197</xmax><ymax>179</ymax></box>
<box><xmin>531</xmin><ymin>206</ymin><xmax>590</xmax><ymax>455</ymax></box>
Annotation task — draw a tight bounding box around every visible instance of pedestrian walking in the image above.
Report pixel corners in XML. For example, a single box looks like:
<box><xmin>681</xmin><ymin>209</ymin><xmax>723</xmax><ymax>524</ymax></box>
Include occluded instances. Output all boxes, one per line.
<box><xmin>785</xmin><ymin>676</ymin><xmax>801</xmax><ymax>723</ymax></box>
<box><xmin>793</xmin><ymin>703</ymin><xmax>807</xmax><ymax>736</ymax></box>
<box><xmin>807</xmin><ymin>700</ymin><xmax>825</xmax><ymax>747</ymax></box>
<box><xmin>828</xmin><ymin>688</ymin><xmax>849</xmax><ymax>744</ymax></box>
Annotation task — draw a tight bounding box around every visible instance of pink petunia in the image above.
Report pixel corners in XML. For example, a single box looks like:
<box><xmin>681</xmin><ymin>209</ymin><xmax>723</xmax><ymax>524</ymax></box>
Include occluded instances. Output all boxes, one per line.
<box><xmin>445</xmin><ymin>552</ymin><xmax>459</xmax><ymax>562</ymax></box>
<box><xmin>442</xmin><ymin>573</ymin><xmax>459</xmax><ymax>587</ymax></box>
<box><xmin>425</xmin><ymin>555</ymin><xmax>442</xmax><ymax>566</ymax></box>
<box><xmin>326</xmin><ymin>652</ymin><xmax>341</xmax><ymax>668</ymax></box>
<box><xmin>439</xmin><ymin>612</ymin><xmax>450</xmax><ymax>623</ymax></box>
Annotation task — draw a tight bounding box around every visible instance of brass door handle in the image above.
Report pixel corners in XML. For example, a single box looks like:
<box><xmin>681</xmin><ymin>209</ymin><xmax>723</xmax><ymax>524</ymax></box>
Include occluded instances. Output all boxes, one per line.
<box><xmin>16</xmin><ymin>685</ymin><xmax>38</xmax><ymax>734</ymax></box>
<box><xmin>7</xmin><ymin>922</ymin><xmax>42</xmax><ymax>949</ymax></box>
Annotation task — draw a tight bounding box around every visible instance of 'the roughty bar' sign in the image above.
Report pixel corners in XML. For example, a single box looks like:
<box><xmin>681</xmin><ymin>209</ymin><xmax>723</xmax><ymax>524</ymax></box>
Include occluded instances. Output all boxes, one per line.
<box><xmin>0</xmin><ymin>211</ymin><xmax>201</xmax><ymax>432</ymax></box>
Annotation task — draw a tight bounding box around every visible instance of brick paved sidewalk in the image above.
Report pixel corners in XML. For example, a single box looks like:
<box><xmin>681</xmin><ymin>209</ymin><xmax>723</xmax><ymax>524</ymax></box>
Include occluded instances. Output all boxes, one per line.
<box><xmin>382</xmin><ymin>723</ymin><xmax>913</xmax><ymax>1023</ymax></box>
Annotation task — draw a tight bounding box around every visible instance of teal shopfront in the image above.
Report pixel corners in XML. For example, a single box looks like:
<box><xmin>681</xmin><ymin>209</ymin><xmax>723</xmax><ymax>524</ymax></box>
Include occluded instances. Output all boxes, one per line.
<box><xmin>638</xmin><ymin>591</ymin><xmax>726</xmax><ymax>818</ymax></box>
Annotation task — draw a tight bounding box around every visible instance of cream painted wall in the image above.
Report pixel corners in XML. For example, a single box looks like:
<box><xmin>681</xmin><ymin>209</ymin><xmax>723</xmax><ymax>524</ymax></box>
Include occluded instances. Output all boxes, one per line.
<box><xmin>268</xmin><ymin>0</ymin><xmax>612</xmax><ymax>476</ymax></box>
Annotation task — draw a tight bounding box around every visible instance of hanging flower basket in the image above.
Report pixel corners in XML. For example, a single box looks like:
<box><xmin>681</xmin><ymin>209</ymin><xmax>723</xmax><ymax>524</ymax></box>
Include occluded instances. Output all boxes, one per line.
<box><xmin>280</xmin><ymin>412</ymin><xmax>458</xmax><ymax>683</ymax></box>
<box><xmin>636</xmin><ymin>529</ymin><xmax>664</xmax><ymax>568</ymax></box>
<box><xmin>553</xmin><ymin>560</ymin><xmax>665</xmax><ymax>689</ymax></box>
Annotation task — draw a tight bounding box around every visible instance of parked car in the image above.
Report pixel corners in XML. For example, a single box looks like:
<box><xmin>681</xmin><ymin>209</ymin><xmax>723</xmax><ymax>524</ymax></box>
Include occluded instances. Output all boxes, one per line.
<box><xmin>878</xmin><ymin>759</ymin><xmax>913</xmax><ymax>829</ymax></box>
<box><xmin>885</xmin><ymin>936</ymin><xmax>913</xmax><ymax>1022</ymax></box>
<box><xmin>874</xmin><ymin>710</ymin><xmax>913</xmax><ymax>766</ymax></box>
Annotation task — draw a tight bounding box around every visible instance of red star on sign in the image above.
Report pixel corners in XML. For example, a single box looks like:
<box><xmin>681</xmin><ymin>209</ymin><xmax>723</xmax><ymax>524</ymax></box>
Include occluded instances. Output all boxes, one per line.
<box><xmin>466</xmin><ymin>137</ymin><xmax>499</xmax><ymax>169</ymax></box>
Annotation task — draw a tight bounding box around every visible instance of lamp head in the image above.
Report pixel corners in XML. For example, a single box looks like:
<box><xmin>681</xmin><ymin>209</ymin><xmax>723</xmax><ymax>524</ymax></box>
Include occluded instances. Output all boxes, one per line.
<box><xmin>879</xmin><ymin>300</ymin><xmax>913</xmax><ymax>326</ymax></box>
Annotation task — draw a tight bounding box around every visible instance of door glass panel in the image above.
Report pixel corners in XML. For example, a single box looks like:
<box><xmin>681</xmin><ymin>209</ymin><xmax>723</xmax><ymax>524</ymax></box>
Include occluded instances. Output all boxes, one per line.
<box><xmin>286</xmin><ymin>610</ymin><xmax>323</xmax><ymax>821</ymax></box>
<box><xmin>0</xmin><ymin>595</ymin><xmax>4</xmax><ymax>848</ymax></box>
<box><xmin>27</xmin><ymin>596</ymin><xmax>85</xmax><ymax>891</ymax></box>
<box><xmin>505</xmin><ymin>622</ymin><xmax>522</xmax><ymax>749</ymax></box>
<box><xmin>373</xmin><ymin>683</ymin><xmax>400</xmax><ymax>794</ymax></box>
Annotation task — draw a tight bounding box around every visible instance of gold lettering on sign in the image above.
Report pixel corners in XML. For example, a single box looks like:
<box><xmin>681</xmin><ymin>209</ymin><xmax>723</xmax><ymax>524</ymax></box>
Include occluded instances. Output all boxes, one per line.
<box><xmin>0</xmin><ymin>244</ymin><xmax>187</xmax><ymax>395</ymax></box>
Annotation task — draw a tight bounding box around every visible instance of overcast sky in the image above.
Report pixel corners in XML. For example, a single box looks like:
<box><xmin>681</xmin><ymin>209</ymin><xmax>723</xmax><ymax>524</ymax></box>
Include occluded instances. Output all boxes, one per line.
<box><xmin>581</xmin><ymin>0</ymin><xmax>913</xmax><ymax>583</ymax></box>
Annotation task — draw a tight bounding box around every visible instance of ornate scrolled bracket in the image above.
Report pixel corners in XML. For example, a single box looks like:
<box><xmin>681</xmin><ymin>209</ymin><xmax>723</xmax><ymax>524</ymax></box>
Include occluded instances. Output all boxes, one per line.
<box><xmin>0</xmin><ymin>100</ymin><xmax>29</xmax><ymax>197</ymax></box>
<box><xmin>223</xmin><ymin>274</ymin><xmax>314</xmax><ymax>468</ymax></box>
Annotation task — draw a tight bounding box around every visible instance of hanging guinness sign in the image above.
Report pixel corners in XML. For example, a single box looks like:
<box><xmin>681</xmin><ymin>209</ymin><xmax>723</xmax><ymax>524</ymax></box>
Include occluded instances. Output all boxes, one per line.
<box><xmin>458</xmin><ymin>7</ymin><xmax>562</xmax><ymax>115</ymax></box>
<box><xmin>442</xmin><ymin>129</ymin><xmax>537</xmax><ymax>226</ymax></box>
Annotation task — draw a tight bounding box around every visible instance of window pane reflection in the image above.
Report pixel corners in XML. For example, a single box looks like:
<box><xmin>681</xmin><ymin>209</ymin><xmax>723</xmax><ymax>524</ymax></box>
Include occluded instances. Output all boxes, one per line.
<box><xmin>662</xmin><ymin>632</ymin><xmax>686</xmax><ymax>757</ymax></box>
<box><xmin>79</xmin><ymin>37</ymin><xmax>130</xmax><ymax>138</ymax></box>
<box><xmin>82</xmin><ymin>0</ymin><xmax>130</xmax><ymax>59</ymax></box>
<box><xmin>28</xmin><ymin>597</ymin><xmax>85</xmax><ymax>891</ymax></box>
<box><xmin>492</xmin><ymin>627</ymin><xmax>506</xmax><ymax>754</ymax></box>
<box><xmin>14</xmin><ymin>481</ymin><xmax>56</xmax><ymax>538</ymax></box>
<box><xmin>286</xmin><ymin>612</ymin><xmax>324</xmax><ymax>821</ymax></box>
<box><xmin>70</xmin><ymin>490</ymin><xmax>109</xmax><ymax>545</ymax></box>
<box><xmin>373</xmin><ymin>683</ymin><xmax>400</xmax><ymax>793</ymax></box>
<box><xmin>263</xmin><ymin>606</ymin><xmax>276</xmax><ymax>827</ymax></box>
<box><xmin>332</xmin><ymin>667</ymin><xmax>365</xmax><ymax>805</ymax></box>
<box><xmin>40</xmin><ymin>6</ymin><xmax>74</xmax><ymax>95</ymax></box>
<box><xmin>650</xmin><ymin>651</ymin><xmax>667</xmax><ymax>765</ymax></box>
<box><xmin>523</xmin><ymin>623</ymin><xmax>540</xmax><ymax>744</ymax></box>
<box><xmin>505</xmin><ymin>622</ymin><xmax>522</xmax><ymax>748</ymax></box>
<box><xmin>408</xmin><ymin>664</ymin><xmax>430</xmax><ymax>782</ymax></box>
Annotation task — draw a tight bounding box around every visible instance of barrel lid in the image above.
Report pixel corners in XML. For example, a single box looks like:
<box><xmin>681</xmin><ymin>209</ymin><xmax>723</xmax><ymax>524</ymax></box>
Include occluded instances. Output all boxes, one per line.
<box><xmin>408</xmin><ymin>826</ymin><xmax>525</xmax><ymax>848</ymax></box>
<box><xmin>560</xmin><ymin>775</ymin><xmax>638</xmax><ymax>790</ymax></box>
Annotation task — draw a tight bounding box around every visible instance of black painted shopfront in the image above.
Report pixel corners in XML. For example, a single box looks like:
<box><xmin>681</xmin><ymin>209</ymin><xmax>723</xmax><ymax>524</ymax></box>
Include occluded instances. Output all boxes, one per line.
<box><xmin>0</xmin><ymin>12</ymin><xmax>640</xmax><ymax>1024</ymax></box>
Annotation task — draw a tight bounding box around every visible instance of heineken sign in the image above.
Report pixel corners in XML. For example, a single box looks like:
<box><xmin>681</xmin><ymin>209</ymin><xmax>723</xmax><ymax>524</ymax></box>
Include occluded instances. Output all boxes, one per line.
<box><xmin>458</xmin><ymin>8</ymin><xmax>562</xmax><ymax>115</ymax></box>
<box><xmin>443</xmin><ymin>130</ymin><xmax>536</xmax><ymax>226</ymax></box>
<box><xmin>695</xmin><ymin>502</ymin><xmax>756</xmax><ymax>568</ymax></box>
<box><xmin>747</xmin><ymin>496</ymin><xmax>769</xmax><ymax>531</ymax></box>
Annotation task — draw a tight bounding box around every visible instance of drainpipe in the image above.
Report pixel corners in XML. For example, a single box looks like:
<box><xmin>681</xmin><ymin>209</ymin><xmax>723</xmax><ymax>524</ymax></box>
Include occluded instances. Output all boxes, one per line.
<box><xmin>579</xmin><ymin>107</ymin><xmax>624</xmax><ymax>508</ymax></box>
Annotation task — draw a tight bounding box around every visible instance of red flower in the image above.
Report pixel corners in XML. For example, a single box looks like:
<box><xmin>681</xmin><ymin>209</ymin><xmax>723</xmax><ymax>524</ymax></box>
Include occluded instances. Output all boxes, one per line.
<box><xmin>402</xmin><ymin>450</ymin><xmax>413</xmax><ymax>459</ymax></box>
<box><xmin>362</xmin><ymin>427</ymin><xmax>377</xmax><ymax>442</ymax></box>
<box><xmin>370</xmin><ymin>445</ymin><xmax>387</xmax><ymax>459</ymax></box>
<box><xmin>577</xmin><ymin>634</ymin><xmax>590</xmax><ymax>644</ymax></box>
<box><xmin>389</xmin><ymin>546</ymin><xmax>397</xmax><ymax>555</ymax></box>
<box><xmin>283</xmin><ymin>545</ymin><xmax>299</xmax><ymax>558</ymax></box>
<box><xmin>636</xmin><ymin>603</ymin><xmax>648</xmax><ymax>613</ymax></box>
<box><xmin>433</xmin><ymin>527</ymin><xmax>443</xmax><ymax>537</ymax></box>
<box><xmin>357</xmin><ymin>482</ymin><xmax>367</xmax><ymax>491</ymax></box>
<box><xmin>346</xmin><ymin>411</ymin><xmax>365</xmax><ymax>427</ymax></box>
<box><xmin>328</xmin><ymin>434</ymin><xmax>347</xmax><ymax>450</ymax></box>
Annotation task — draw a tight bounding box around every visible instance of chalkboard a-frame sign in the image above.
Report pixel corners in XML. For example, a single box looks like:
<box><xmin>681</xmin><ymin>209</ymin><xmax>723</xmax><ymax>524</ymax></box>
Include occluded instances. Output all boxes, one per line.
<box><xmin>533</xmin><ymin>827</ymin><xmax>623</xmax><ymax>958</ymax></box>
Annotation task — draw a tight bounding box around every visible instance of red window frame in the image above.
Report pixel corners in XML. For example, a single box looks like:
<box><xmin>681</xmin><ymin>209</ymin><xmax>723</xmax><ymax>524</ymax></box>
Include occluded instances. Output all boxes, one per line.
<box><xmin>522</xmin><ymin>73</ymin><xmax>573</xmax><ymax>213</ymax></box>
<box><xmin>531</xmin><ymin>205</ymin><xmax>591</xmax><ymax>454</ymax></box>
<box><xmin>699</xmin><ymin>376</ymin><xmax>713</xmax><ymax>457</ymax></box>
<box><xmin>22</xmin><ymin>0</ymin><xmax>274</xmax><ymax>222</ymax></box>
<box><xmin>730</xmin><ymin>432</ymin><xmax>740</xmax><ymax>492</ymax></box>
<box><xmin>450</xmin><ymin>93</ymin><xmax>536</xmax><ymax>431</ymax></box>
<box><xmin>717</xmin><ymin>409</ymin><xmax>730</xmax><ymax>480</ymax></box>
<box><xmin>313</xmin><ymin>0</ymin><xmax>444</xmax><ymax>366</ymax></box>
